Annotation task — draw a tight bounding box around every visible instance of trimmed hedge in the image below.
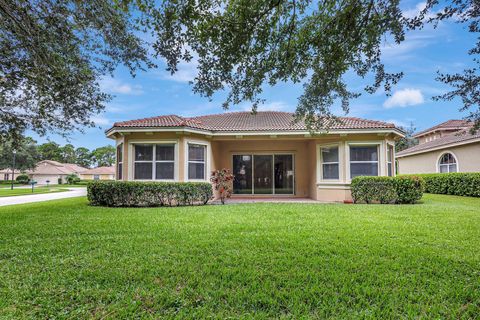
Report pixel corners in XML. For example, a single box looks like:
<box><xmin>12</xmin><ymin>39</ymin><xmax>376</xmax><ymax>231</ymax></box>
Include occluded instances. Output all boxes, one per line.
<box><xmin>351</xmin><ymin>176</ymin><xmax>424</xmax><ymax>204</ymax></box>
<box><xmin>405</xmin><ymin>173</ymin><xmax>480</xmax><ymax>197</ymax></box>
<box><xmin>87</xmin><ymin>181</ymin><xmax>213</xmax><ymax>207</ymax></box>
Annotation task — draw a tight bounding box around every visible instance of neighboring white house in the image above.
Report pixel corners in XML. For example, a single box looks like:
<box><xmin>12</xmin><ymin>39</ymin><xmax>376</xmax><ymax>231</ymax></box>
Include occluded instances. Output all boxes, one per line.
<box><xmin>0</xmin><ymin>168</ymin><xmax>22</xmax><ymax>181</ymax></box>
<box><xmin>27</xmin><ymin>160</ymin><xmax>87</xmax><ymax>185</ymax></box>
<box><xmin>397</xmin><ymin>120</ymin><xmax>480</xmax><ymax>174</ymax></box>
<box><xmin>80</xmin><ymin>166</ymin><xmax>115</xmax><ymax>180</ymax></box>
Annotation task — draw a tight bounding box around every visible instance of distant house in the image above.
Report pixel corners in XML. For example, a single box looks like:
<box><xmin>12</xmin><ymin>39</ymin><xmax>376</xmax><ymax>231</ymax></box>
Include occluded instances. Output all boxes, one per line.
<box><xmin>80</xmin><ymin>166</ymin><xmax>115</xmax><ymax>180</ymax></box>
<box><xmin>0</xmin><ymin>168</ymin><xmax>21</xmax><ymax>181</ymax></box>
<box><xmin>397</xmin><ymin>120</ymin><xmax>480</xmax><ymax>174</ymax></box>
<box><xmin>27</xmin><ymin>160</ymin><xmax>87</xmax><ymax>184</ymax></box>
<box><xmin>106</xmin><ymin>111</ymin><xmax>405</xmax><ymax>202</ymax></box>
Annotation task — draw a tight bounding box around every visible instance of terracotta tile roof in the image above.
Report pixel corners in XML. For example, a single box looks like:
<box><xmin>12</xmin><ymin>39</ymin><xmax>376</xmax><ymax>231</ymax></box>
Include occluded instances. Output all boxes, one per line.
<box><xmin>110</xmin><ymin>111</ymin><xmax>400</xmax><ymax>133</ymax></box>
<box><xmin>0</xmin><ymin>168</ymin><xmax>21</xmax><ymax>174</ymax></box>
<box><xmin>27</xmin><ymin>160</ymin><xmax>87</xmax><ymax>175</ymax></box>
<box><xmin>413</xmin><ymin>119</ymin><xmax>471</xmax><ymax>137</ymax></box>
<box><xmin>397</xmin><ymin>129</ymin><xmax>480</xmax><ymax>157</ymax></box>
<box><xmin>82</xmin><ymin>166</ymin><xmax>115</xmax><ymax>175</ymax></box>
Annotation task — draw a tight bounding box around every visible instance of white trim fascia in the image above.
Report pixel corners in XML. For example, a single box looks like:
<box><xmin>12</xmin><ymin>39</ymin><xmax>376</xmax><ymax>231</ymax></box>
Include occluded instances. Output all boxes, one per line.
<box><xmin>396</xmin><ymin>137</ymin><xmax>480</xmax><ymax>158</ymax></box>
<box><xmin>127</xmin><ymin>139</ymin><xmax>180</xmax><ymax>182</ymax></box>
<box><xmin>316</xmin><ymin>182</ymin><xmax>351</xmax><ymax>190</ymax></box>
<box><xmin>106</xmin><ymin>127</ymin><xmax>405</xmax><ymax>138</ymax></box>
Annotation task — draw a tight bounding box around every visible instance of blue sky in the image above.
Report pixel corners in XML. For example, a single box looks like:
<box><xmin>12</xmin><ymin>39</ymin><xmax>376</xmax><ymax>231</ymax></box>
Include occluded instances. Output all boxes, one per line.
<box><xmin>31</xmin><ymin>0</ymin><xmax>477</xmax><ymax>149</ymax></box>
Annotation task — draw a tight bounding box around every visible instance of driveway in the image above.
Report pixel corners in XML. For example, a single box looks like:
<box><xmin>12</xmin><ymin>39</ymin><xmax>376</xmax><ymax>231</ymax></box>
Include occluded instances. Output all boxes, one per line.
<box><xmin>0</xmin><ymin>188</ymin><xmax>87</xmax><ymax>207</ymax></box>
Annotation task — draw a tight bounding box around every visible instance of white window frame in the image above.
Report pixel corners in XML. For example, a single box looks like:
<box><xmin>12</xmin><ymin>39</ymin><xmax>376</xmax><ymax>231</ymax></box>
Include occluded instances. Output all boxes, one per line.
<box><xmin>185</xmin><ymin>140</ymin><xmax>210</xmax><ymax>182</ymax></box>
<box><xmin>154</xmin><ymin>144</ymin><xmax>177</xmax><ymax>180</ymax></box>
<box><xmin>386</xmin><ymin>142</ymin><xmax>395</xmax><ymax>177</ymax></box>
<box><xmin>346</xmin><ymin>141</ymin><xmax>383</xmax><ymax>181</ymax></box>
<box><xmin>127</xmin><ymin>140</ymin><xmax>179</xmax><ymax>181</ymax></box>
<box><xmin>116</xmin><ymin>143</ymin><xmax>123</xmax><ymax>180</ymax></box>
<box><xmin>317</xmin><ymin>143</ymin><xmax>341</xmax><ymax>182</ymax></box>
<box><xmin>436</xmin><ymin>151</ymin><xmax>459</xmax><ymax>173</ymax></box>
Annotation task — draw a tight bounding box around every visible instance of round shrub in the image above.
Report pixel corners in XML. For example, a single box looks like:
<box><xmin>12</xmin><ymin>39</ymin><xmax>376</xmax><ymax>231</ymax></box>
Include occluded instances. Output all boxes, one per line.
<box><xmin>87</xmin><ymin>181</ymin><xmax>213</xmax><ymax>207</ymax></box>
<box><xmin>351</xmin><ymin>176</ymin><xmax>424</xmax><ymax>204</ymax></box>
<box><xmin>15</xmin><ymin>174</ymin><xmax>30</xmax><ymax>184</ymax></box>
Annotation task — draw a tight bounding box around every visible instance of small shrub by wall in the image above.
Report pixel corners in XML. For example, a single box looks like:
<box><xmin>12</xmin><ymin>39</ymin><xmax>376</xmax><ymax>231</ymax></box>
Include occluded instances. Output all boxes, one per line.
<box><xmin>15</xmin><ymin>174</ymin><xmax>30</xmax><ymax>184</ymax></box>
<box><xmin>351</xmin><ymin>176</ymin><xmax>424</xmax><ymax>204</ymax></box>
<box><xmin>406</xmin><ymin>173</ymin><xmax>480</xmax><ymax>197</ymax></box>
<box><xmin>87</xmin><ymin>181</ymin><xmax>213</xmax><ymax>207</ymax></box>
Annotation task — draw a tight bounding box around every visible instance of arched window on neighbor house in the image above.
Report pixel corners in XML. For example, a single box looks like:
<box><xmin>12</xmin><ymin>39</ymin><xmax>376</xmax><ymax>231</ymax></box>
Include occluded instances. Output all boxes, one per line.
<box><xmin>438</xmin><ymin>153</ymin><xmax>458</xmax><ymax>173</ymax></box>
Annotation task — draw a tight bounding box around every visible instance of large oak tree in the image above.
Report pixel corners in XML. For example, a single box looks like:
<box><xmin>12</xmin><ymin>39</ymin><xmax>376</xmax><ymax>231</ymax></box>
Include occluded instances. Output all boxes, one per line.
<box><xmin>1</xmin><ymin>0</ymin><xmax>479</xmax><ymax>141</ymax></box>
<box><xmin>0</xmin><ymin>0</ymin><xmax>152</xmax><ymax>142</ymax></box>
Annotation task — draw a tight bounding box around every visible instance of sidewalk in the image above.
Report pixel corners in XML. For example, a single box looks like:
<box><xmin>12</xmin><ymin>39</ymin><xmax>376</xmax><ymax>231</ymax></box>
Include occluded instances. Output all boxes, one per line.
<box><xmin>0</xmin><ymin>188</ymin><xmax>87</xmax><ymax>207</ymax></box>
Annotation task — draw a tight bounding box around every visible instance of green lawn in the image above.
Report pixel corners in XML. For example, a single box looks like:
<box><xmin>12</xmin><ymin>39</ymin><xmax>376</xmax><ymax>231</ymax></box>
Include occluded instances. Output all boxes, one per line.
<box><xmin>0</xmin><ymin>186</ymin><xmax>70</xmax><ymax>197</ymax></box>
<box><xmin>0</xmin><ymin>194</ymin><xmax>479</xmax><ymax>318</ymax></box>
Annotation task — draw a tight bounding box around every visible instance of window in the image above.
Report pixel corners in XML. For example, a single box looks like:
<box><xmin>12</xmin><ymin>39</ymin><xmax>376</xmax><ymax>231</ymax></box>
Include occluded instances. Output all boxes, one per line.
<box><xmin>155</xmin><ymin>144</ymin><xmax>175</xmax><ymax>180</ymax></box>
<box><xmin>350</xmin><ymin>145</ymin><xmax>379</xmax><ymax>178</ymax></box>
<box><xmin>321</xmin><ymin>146</ymin><xmax>339</xmax><ymax>180</ymax></box>
<box><xmin>116</xmin><ymin>144</ymin><xmax>123</xmax><ymax>180</ymax></box>
<box><xmin>387</xmin><ymin>145</ymin><xmax>394</xmax><ymax>177</ymax></box>
<box><xmin>133</xmin><ymin>144</ymin><xmax>176</xmax><ymax>180</ymax></box>
<box><xmin>188</xmin><ymin>144</ymin><xmax>206</xmax><ymax>180</ymax></box>
<box><xmin>438</xmin><ymin>153</ymin><xmax>457</xmax><ymax>173</ymax></box>
<box><xmin>93</xmin><ymin>174</ymin><xmax>100</xmax><ymax>180</ymax></box>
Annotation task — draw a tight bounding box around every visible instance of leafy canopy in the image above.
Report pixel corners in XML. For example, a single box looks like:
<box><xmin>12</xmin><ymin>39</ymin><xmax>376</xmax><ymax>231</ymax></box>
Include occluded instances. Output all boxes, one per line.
<box><xmin>148</xmin><ymin>0</ymin><xmax>480</xmax><ymax>130</ymax></box>
<box><xmin>0</xmin><ymin>136</ymin><xmax>39</xmax><ymax>171</ymax></box>
<box><xmin>0</xmin><ymin>0</ymin><xmax>152</xmax><ymax>142</ymax></box>
<box><xmin>2</xmin><ymin>0</ymin><xmax>479</xmax><ymax>141</ymax></box>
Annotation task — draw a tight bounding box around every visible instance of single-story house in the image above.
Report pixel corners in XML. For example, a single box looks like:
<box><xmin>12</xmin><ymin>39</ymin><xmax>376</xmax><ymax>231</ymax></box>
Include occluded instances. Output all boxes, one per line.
<box><xmin>80</xmin><ymin>166</ymin><xmax>115</xmax><ymax>180</ymax></box>
<box><xmin>106</xmin><ymin>111</ymin><xmax>404</xmax><ymax>202</ymax></box>
<box><xmin>106</xmin><ymin>111</ymin><xmax>404</xmax><ymax>201</ymax></box>
<box><xmin>27</xmin><ymin>160</ymin><xmax>88</xmax><ymax>185</ymax></box>
<box><xmin>397</xmin><ymin>120</ymin><xmax>480</xmax><ymax>174</ymax></box>
<box><xmin>0</xmin><ymin>168</ymin><xmax>22</xmax><ymax>181</ymax></box>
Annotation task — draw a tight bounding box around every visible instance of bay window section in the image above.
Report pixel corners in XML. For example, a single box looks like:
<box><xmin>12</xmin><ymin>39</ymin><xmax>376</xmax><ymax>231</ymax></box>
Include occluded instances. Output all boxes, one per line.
<box><xmin>133</xmin><ymin>144</ymin><xmax>176</xmax><ymax>180</ymax></box>
<box><xmin>188</xmin><ymin>144</ymin><xmax>206</xmax><ymax>180</ymax></box>
<box><xmin>155</xmin><ymin>144</ymin><xmax>175</xmax><ymax>180</ymax></box>
<box><xmin>350</xmin><ymin>145</ymin><xmax>379</xmax><ymax>178</ymax></box>
<box><xmin>134</xmin><ymin>144</ymin><xmax>153</xmax><ymax>180</ymax></box>
<box><xmin>387</xmin><ymin>145</ymin><xmax>394</xmax><ymax>177</ymax></box>
<box><xmin>321</xmin><ymin>146</ymin><xmax>339</xmax><ymax>180</ymax></box>
<box><xmin>116</xmin><ymin>143</ymin><xmax>123</xmax><ymax>180</ymax></box>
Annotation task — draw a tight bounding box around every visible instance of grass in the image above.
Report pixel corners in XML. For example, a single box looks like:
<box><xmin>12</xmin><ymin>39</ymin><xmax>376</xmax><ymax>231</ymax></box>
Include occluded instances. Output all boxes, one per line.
<box><xmin>0</xmin><ymin>194</ymin><xmax>479</xmax><ymax>318</ymax></box>
<box><xmin>0</xmin><ymin>186</ymin><xmax>71</xmax><ymax>197</ymax></box>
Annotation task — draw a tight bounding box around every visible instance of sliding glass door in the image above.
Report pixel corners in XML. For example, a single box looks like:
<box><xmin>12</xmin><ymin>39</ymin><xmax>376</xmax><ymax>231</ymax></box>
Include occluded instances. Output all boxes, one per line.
<box><xmin>233</xmin><ymin>154</ymin><xmax>294</xmax><ymax>195</ymax></box>
<box><xmin>254</xmin><ymin>155</ymin><xmax>273</xmax><ymax>194</ymax></box>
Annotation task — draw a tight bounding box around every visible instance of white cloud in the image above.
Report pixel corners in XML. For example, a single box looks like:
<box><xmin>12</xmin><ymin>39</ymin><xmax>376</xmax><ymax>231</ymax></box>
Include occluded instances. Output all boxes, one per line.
<box><xmin>402</xmin><ymin>2</ymin><xmax>432</xmax><ymax>19</ymax></box>
<box><xmin>383</xmin><ymin>88</ymin><xmax>425</xmax><ymax>109</ymax></box>
<box><xmin>385</xmin><ymin>119</ymin><xmax>408</xmax><ymax>128</ymax></box>
<box><xmin>100</xmin><ymin>77</ymin><xmax>143</xmax><ymax>95</ymax></box>
<box><xmin>160</xmin><ymin>56</ymin><xmax>199</xmax><ymax>83</ymax></box>
<box><xmin>91</xmin><ymin>116</ymin><xmax>110</xmax><ymax>126</ymax></box>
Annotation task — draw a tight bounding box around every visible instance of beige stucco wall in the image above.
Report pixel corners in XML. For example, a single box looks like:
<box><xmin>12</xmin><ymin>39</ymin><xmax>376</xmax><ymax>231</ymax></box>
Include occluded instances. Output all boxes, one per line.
<box><xmin>397</xmin><ymin>142</ymin><xmax>480</xmax><ymax>174</ymax></box>
<box><xmin>81</xmin><ymin>174</ymin><xmax>115</xmax><ymax>180</ymax></box>
<box><xmin>112</xmin><ymin>132</ymin><xmax>398</xmax><ymax>202</ymax></box>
